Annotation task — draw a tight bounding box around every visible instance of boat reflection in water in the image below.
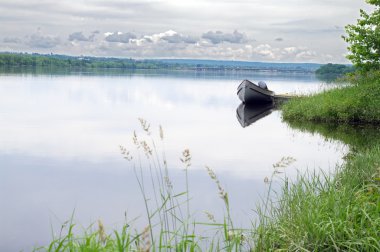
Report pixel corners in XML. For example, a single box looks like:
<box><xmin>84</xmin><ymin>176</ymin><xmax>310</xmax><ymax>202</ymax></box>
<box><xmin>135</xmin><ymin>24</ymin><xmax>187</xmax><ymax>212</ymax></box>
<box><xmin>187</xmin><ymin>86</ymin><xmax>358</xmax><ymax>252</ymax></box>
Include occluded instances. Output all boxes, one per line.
<box><xmin>236</xmin><ymin>102</ymin><xmax>275</xmax><ymax>127</ymax></box>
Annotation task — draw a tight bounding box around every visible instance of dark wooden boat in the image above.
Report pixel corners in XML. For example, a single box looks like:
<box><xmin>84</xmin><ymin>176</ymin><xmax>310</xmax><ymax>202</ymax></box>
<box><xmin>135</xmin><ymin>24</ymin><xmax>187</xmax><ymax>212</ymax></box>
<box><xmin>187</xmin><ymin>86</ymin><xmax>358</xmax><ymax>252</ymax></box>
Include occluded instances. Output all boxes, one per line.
<box><xmin>237</xmin><ymin>79</ymin><xmax>275</xmax><ymax>104</ymax></box>
<box><xmin>236</xmin><ymin>102</ymin><xmax>274</xmax><ymax>127</ymax></box>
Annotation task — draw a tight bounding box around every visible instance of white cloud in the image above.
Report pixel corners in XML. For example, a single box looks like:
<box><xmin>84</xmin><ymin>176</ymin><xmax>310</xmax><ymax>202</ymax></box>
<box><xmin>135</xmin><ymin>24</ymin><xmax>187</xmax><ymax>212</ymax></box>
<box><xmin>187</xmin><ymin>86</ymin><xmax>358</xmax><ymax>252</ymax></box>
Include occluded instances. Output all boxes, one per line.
<box><xmin>282</xmin><ymin>47</ymin><xmax>298</xmax><ymax>54</ymax></box>
<box><xmin>105</xmin><ymin>32</ymin><xmax>137</xmax><ymax>43</ymax></box>
<box><xmin>125</xmin><ymin>30</ymin><xmax>198</xmax><ymax>47</ymax></box>
<box><xmin>143</xmin><ymin>30</ymin><xmax>177</xmax><ymax>43</ymax></box>
<box><xmin>243</xmin><ymin>44</ymin><xmax>331</xmax><ymax>62</ymax></box>
<box><xmin>252</xmin><ymin>44</ymin><xmax>278</xmax><ymax>60</ymax></box>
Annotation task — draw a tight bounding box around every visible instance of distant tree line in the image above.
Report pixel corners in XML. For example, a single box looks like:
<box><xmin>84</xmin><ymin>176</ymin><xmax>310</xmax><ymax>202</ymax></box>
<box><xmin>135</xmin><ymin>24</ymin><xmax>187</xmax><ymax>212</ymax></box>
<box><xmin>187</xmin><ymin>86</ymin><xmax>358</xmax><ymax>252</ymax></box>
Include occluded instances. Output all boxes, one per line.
<box><xmin>0</xmin><ymin>52</ymin><xmax>171</xmax><ymax>69</ymax></box>
<box><xmin>0</xmin><ymin>52</ymin><xmax>321</xmax><ymax>73</ymax></box>
<box><xmin>315</xmin><ymin>63</ymin><xmax>355</xmax><ymax>75</ymax></box>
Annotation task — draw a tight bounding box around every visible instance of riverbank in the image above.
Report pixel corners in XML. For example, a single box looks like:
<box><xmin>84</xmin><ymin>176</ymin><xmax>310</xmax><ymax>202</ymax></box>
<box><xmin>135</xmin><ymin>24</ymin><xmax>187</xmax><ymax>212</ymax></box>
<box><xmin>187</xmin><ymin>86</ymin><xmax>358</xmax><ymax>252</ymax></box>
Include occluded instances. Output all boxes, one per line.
<box><xmin>254</xmin><ymin>122</ymin><xmax>380</xmax><ymax>251</ymax></box>
<box><xmin>282</xmin><ymin>71</ymin><xmax>380</xmax><ymax>124</ymax></box>
<box><xmin>255</xmin><ymin>72</ymin><xmax>380</xmax><ymax>250</ymax></box>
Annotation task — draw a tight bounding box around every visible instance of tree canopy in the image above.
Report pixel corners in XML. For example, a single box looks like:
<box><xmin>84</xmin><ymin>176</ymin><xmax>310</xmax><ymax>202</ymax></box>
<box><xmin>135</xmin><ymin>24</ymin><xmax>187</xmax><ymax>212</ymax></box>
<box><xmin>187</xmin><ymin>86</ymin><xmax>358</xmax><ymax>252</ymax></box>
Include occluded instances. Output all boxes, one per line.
<box><xmin>343</xmin><ymin>0</ymin><xmax>380</xmax><ymax>71</ymax></box>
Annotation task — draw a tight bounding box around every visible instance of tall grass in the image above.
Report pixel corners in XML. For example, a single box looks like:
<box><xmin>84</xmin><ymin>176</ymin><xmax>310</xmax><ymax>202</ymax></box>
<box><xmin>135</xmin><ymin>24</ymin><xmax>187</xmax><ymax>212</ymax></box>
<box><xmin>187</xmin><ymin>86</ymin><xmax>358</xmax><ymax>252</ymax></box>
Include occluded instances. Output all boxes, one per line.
<box><xmin>258</xmin><ymin>71</ymin><xmax>380</xmax><ymax>250</ymax></box>
<box><xmin>253</xmin><ymin>146</ymin><xmax>380</xmax><ymax>251</ymax></box>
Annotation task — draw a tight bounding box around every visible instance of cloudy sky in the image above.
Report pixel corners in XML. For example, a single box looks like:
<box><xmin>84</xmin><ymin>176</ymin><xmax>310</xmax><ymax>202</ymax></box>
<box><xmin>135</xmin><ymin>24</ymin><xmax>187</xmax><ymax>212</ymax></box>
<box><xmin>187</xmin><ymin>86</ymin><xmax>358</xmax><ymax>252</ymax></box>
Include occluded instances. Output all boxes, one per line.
<box><xmin>0</xmin><ymin>0</ymin><xmax>372</xmax><ymax>63</ymax></box>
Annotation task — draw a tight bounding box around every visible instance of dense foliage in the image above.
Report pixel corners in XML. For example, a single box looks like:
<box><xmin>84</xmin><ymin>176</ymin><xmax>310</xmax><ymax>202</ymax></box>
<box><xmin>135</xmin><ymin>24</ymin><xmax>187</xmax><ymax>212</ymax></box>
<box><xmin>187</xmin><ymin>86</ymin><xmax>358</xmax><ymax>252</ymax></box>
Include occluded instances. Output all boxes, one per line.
<box><xmin>343</xmin><ymin>0</ymin><xmax>380</xmax><ymax>71</ymax></box>
<box><xmin>315</xmin><ymin>63</ymin><xmax>354</xmax><ymax>75</ymax></box>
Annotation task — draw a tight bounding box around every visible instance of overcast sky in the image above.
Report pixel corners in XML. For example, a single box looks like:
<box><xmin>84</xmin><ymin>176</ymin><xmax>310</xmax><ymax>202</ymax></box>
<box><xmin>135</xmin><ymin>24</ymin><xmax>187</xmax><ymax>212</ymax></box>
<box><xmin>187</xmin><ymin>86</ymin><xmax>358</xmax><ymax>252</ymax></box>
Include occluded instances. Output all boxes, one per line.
<box><xmin>0</xmin><ymin>0</ymin><xmax>372</xmax><ymax>63</ymax></box>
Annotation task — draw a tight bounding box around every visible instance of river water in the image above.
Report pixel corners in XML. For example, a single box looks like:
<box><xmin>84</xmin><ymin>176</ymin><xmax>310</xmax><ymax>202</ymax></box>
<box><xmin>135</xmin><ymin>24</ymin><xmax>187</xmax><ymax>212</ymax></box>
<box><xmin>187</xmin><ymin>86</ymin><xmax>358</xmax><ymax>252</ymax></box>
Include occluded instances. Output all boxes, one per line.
<box><xmin>0</xmin><ymin>70</ymin><xmax>348</xmax><ymax>251</ymax></box>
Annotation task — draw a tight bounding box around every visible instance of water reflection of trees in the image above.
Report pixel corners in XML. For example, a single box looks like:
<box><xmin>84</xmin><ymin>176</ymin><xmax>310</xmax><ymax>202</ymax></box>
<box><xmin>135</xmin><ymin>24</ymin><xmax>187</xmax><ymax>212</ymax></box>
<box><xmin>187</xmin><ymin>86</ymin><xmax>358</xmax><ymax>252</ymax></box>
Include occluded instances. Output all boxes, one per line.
<box><xmin>285</xmin><ymin>120</ymin><xmax>380</xmax><ymax>152</ymax></box>
<box><xmin>316</xmin><ymin>73</ymin><xmax>341</xmax><ymax>83</ymax></box>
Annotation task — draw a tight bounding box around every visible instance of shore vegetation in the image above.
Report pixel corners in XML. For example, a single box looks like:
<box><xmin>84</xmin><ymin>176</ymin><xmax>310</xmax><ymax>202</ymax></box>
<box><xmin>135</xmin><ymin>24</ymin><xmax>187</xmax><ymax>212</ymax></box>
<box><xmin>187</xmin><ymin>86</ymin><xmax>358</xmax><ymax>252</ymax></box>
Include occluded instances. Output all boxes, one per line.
<box><xmin>282</xmin><ymin>71</ymin><xmax>380</xmax><ymax>124</ymax></box>
<box><xmin>273</xmin><ymin>0</ymin><xmax>380</xmax><ymax>248</ymax></box>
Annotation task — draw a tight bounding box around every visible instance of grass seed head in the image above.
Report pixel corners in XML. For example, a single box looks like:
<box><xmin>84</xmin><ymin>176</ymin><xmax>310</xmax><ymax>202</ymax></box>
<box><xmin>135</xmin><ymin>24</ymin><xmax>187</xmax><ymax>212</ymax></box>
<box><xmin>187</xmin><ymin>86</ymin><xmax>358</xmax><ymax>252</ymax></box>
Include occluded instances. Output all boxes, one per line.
<box><xmin>180</xmin><ymin>149</ymin><xmax>191</xmax><ymax>168</ymax></box>
<box><xmin>133</xmin><ymin>131</ymin><xmax>140</xmax><ymax>148</ymax></box>
<box><xmin>98</xmin><ymin>219</ymin><xmax>106</xmax><ymax>244</ymax></box>
<box><xmin>138</xmin><ymin>118</ymin><xmax>151</xmax><ymax>135</ymax></box>
<box><xmin>140</xmin><ymin>140</ymin><xmax>152</xmax><ymax>158</ymax></box>
<box><xmin>119</xmin><ymin>145</ymin><xmax>133</xmax><ymax>161</ymax></box>
<box><xmin>159</xmin><ymin>125</ymin><xmax>164</xmax><ymax>140</ymax></box>
<box><xmin>205</xmin><ymin>166</ymin><xmax>228</xmax><ymax>205</ymax></box>
<box><xmin>139</xmin><ymin>225</ymin><xmax>151</xmax><ymax>252</ymax></box>
<box><xmin>203</xmin><ymin>210</ymin><xmax>216</xmax><ymax>223</ymax></box>
<box><xmin>273</xmin><ymin>156</ymin><xmax>296</xmax><ymax>169</ymax></box>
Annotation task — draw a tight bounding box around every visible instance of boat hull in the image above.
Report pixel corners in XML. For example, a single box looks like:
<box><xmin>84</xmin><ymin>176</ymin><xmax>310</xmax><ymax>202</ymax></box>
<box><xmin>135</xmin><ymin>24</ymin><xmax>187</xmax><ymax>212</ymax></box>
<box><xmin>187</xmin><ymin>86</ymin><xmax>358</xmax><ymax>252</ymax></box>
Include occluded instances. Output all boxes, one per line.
<box><xmin>237</xmin><ymin>80</ymin><xmax>274</xmax><ymax>104</ymax></box>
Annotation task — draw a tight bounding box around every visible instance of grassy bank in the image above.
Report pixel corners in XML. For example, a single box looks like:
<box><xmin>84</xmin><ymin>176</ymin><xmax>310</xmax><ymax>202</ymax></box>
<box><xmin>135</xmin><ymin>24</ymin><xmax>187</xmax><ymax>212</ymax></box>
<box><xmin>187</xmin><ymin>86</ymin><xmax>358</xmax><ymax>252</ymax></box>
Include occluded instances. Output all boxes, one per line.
<box><xmin>254</xmin><ymin>72</ymin><xmax>380</xmax><ymax>251</ymax></box>
<box><xmin>254</xmin><ymin>121</ymin><xmax>380</xmax><ymax>251</ymax></box>
<box><xmin>282</xmin><ymin>71</ymin><xmax>380</xmax><ymax>124</ymax></box>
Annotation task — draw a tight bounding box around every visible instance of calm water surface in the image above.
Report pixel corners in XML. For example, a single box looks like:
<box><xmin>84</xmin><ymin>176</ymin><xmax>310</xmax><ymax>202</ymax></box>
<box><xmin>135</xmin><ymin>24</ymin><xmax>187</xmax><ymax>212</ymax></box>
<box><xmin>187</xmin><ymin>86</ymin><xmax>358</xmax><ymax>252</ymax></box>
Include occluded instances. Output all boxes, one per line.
<box><xmin>0</xmin><ymin>71</ymin><xmax>347</xmax><ymax>251</ymax></box>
